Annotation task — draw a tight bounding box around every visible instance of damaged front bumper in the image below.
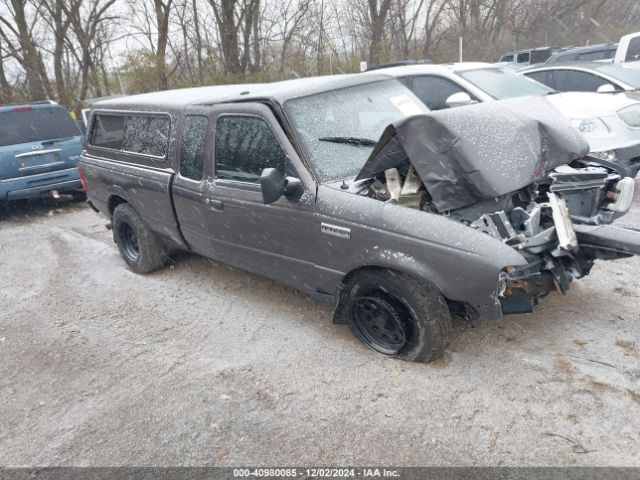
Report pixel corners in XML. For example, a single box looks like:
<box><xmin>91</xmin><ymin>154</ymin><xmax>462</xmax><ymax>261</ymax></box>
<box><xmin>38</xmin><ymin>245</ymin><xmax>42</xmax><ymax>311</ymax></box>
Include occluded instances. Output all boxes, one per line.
<box><xmin>499</xmin><ymin>222</ymin><xmax>640</xmax><ymax>315</ymax></box>
<box><xmin>491</xmin><ymin>164</ymin><xmax>640</xmax><ymax>316</ymax></box>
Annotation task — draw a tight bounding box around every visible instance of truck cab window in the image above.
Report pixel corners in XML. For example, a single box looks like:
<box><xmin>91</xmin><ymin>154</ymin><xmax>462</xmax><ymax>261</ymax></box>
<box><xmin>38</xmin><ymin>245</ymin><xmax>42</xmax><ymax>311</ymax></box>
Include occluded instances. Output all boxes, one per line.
<box><xmin>627</xmin><ymin>37</ymin><xmax>640</xmax><ymax>62</ymax></box>
<box><xmin>214</xmin><ymin>115</ymin><xmax>287</xmax><ymax>183</ymax></box>
<box><xmin>180</xmin><ymin>116</ymin><xmax>207</xmax><ymax>181</ymax></box>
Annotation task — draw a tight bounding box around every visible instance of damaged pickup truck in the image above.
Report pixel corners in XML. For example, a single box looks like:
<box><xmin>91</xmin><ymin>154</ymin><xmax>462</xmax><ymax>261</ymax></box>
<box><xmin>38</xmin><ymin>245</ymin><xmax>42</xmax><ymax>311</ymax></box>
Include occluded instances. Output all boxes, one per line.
<box><xmin>80</xmin><ymin>75</ymin><xmax>640</xmax><ymax>363</ymax></box>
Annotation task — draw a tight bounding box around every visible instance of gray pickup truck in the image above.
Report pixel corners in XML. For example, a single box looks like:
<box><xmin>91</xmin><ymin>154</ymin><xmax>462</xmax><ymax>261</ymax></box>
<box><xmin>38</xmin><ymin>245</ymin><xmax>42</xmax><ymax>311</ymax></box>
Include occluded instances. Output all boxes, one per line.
<box><xmin>80</xmin><ymin>74</ymin><xmax>640</xmax><ymax>363</ymax></box>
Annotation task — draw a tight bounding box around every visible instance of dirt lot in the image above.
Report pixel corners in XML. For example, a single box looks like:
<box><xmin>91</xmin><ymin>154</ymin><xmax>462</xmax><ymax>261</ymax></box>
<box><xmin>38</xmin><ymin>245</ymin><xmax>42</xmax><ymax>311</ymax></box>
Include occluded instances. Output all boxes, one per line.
<box><xmin>1</xmin><ymin>197</ymin><xmax>639</xmax><ymax>467</ymax></box>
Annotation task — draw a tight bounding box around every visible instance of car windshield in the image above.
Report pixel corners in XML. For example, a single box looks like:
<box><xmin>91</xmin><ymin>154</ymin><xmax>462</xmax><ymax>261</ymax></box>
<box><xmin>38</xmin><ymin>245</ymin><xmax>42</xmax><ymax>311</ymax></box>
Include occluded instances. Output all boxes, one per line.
<box><xmin>284</xmin><ymin>80</ymin><xmax>428</xmax><ymax>182</ymax></box>
<box><xmin>0</xmin><ymin>107</ymin><xmax>80</xmax><ymax>147</ymax></box>
<box><xmin>593</xmin><ymin>64</ymin><xmax>640</xmax><ymax>88</ymax></box>
<box><xmin>457</xmin><ymin>67</ymin><xmax>555</xmax><ymax>99</ymax></box>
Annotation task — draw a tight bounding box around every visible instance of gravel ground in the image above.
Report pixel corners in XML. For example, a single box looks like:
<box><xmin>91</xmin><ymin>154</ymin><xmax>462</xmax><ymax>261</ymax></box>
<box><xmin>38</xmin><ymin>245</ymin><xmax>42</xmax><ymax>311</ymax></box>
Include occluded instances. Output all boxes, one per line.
<box><xmin>0</xmin><ymin>197</ymin><xmax>639</xmax><ymax>467</ymax></box>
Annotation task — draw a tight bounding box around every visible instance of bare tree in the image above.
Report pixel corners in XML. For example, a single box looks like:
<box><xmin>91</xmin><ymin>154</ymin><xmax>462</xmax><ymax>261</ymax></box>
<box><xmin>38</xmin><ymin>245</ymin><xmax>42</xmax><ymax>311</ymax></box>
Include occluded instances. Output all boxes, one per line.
<box><xmin>63</xmin><ymin>0</ymin><xmax>118</xmax><ymax>109</ymax></box>
<box><xmin>0</xmin><ymin>37</ymin><xmax>13</xmax><ymax>103</ymax></box>
<box><xmin>367</xmin><ymin>0</ymin><xmax>393</xmax><ymax>64</ymax></box>
<box><xmin>41</xmin><ymin>0</ymin><xmax>72</xmax><ymax>105</ymax></box>
<box><xmin>154</xmin><ymin>0</ymin><xmax>172</xmax><ymax>89</ymax></box>
<box><xmin>0</xmin><ymin>0</ymin><xmax>49</xmax><ymax>100</ymax></box>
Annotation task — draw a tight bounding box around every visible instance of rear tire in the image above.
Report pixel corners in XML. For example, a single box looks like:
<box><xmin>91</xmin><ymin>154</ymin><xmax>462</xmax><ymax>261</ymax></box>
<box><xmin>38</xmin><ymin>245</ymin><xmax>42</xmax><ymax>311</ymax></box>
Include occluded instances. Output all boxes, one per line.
<box><xmin>112</xmin><ymin>203</ymin><xmax>167</xmax><ymax>274</ymax></box>
<box><xmin>343</xmin><ymin>269</ymin><xmax>452</xmax><ymax>363</ymax></box>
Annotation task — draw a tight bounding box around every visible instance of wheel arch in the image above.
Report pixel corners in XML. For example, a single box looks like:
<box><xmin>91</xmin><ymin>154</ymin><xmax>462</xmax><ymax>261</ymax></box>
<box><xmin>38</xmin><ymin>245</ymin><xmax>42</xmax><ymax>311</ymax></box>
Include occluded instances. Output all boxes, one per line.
<box><xmin>108</xmin><ymin>193</ymin><xmax>128</xmax><ymax>216</ymax></box>
<box><xmin>332</xmin><ymin>264</ymin><xmax>445</xmax><ymax>325</ymax></box>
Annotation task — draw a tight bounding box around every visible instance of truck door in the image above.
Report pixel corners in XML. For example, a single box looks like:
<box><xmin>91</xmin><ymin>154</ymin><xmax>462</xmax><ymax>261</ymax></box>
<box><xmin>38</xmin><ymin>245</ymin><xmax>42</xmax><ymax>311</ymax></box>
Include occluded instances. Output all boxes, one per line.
<box><xmin>203</xmin><ymin>103</ymin><xmax>320</xmax><ymax>291</ymax></box>
<box><xmin>172</xmin><ymin>107</ymin><xmax>219</xmax><ymax>258</ymax></box>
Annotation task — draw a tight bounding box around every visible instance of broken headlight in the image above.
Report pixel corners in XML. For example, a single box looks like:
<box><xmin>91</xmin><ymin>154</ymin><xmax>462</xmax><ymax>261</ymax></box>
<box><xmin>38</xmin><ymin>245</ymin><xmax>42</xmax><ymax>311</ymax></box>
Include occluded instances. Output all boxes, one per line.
<box><xmin>569</xmin><ymin>117</ymin><xmax>610</xmax><ymax>137</ymax></box>
<box><xmin>606</xmin><ymin>177</ymin><xmax>635</xmax><ymax>213</ymax></box>
<box><xmin>618</xmin><ymin>104</ymin><xmax>640</xmax><ymax>129</ymax></box>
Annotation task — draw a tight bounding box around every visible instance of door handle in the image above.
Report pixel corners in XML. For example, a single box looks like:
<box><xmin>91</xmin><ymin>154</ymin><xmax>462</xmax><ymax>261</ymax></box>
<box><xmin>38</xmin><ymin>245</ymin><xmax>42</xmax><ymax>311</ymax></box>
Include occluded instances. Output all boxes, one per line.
<box><xmin>206</xmin><ymin>198</ymin><xmax>224</xmax><ymax>211</ymax></box>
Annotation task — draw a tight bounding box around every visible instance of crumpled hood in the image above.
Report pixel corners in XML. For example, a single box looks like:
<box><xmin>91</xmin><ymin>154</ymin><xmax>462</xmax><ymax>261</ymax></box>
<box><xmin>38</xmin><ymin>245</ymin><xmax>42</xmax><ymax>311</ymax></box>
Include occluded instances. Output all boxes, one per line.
<box><xmin>356</xmin><ymin>96</ymin><xmax>589</xmax><ymax>211</ymax></box>
<box><xmin>546</xmin><ymin>91</ymin><xmax>640</xmax><ymax>118</ymax></box>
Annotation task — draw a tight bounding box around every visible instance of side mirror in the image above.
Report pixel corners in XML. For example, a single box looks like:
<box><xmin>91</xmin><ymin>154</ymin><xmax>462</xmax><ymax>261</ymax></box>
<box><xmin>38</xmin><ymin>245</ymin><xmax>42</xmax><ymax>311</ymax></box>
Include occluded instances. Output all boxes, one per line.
<box><xmin>445</xmin><ymin>91</ymin><xmax>474</xmax><ymax>108</ymax></box>
<box><xmin>597</xmin><ymin>83</ymin><xmax>616</xmax><ymax>93</ymax></box>
<box><xmin>259</xmin><ymin>168</ymin><xmax>301</xmax><ymax>204</ymax></box>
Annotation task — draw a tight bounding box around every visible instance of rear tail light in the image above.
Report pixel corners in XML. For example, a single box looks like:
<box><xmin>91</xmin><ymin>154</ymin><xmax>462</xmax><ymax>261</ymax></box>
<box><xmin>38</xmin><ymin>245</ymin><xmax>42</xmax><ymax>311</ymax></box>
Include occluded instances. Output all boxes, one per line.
<box><xmin>78</xmin><ymin>165</ymin><xmax>88</xmax><ymax>191</ymax></box>
<box><xmin>12</xmin><ymin>106</ymin><xmax>33</xmax><ymax>112</ymax></box>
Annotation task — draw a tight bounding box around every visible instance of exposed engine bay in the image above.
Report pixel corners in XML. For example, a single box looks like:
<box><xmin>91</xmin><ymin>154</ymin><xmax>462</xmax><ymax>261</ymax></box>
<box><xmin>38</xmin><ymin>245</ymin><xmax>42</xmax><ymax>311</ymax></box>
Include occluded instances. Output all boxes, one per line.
<box><xmin>353</xmin><ymin>98</ymin><xmax>640</xmax><ymax>315</ymax></box>
<box><xmin>360</xmin><ymin>159</ymin><xmax>636</xmax><ymax>313</ymax></box>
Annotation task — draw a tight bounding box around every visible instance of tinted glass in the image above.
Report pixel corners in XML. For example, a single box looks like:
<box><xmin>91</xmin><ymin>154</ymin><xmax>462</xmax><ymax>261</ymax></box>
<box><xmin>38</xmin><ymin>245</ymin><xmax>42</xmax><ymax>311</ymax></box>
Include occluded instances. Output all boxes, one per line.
<box><xmin>122</xmin><ymin>115</ymin><xmax>170</xmax><ymax>157</ymax></box>
<box><xmin>517</xmin><ymin>52</ymin><xmax>530</xmax><ymax>63</ymax></box>
<box><xmin>501</xmin><ymin>54</ymin><xmax>514</xmax><ymax>62</ymax></box>
<box><xmin>285</xmin><ymin>80</ymin><xmax>427</xmax><ymax>182</ymax></box>
<box><xmin>91</xmin><ymin>114</ymin><xmax>125</xmax><ymax>150</ymax></box>
<box><xmin>91</xmin><ymin>114</ymin><xmax>170</xmax><ymax>157</ymax></box>
<box><xmin>577</xmin><ymin>49</ymin><xmax>615</xmax><ymax>61</ymax></box>
<box><xmin>215</xmin><ymin>116</ymin><xmax>286</xmax><ymax>183</ymax></box>
<box><xmin>526</xmin><ymin>71</ymin><xmax>555</xmax><ymax>89</ymax></box>
<box><xmin>180</xmin><ymin>116</ymin><xmax>207</xmax><ymax>180</ymax></box>
<box><xmin>553</xmin><ymin>70</ymin><xmax>609</xmax><ymax>92</ymax></box>
<box><xmin>0</xmin><ymin>107</ymin><xmax>80</xmax><ymax>147</ymax></box>
<box><xmin>409</xmin><ymin>76</ymin><xmax>468</xmax><ymax>110</ymax></box>
<box><xmin>458</xmin><ymin>68</ymin><xmax>554</xmax><ymax>99</ymax></box>
<box><xmin>626</xmin><ymin>37</ymin><xmax>640</xmax><ymax>62</ymax></box>
<box><xmin>592</xmin><ymin>64</ymin><xmax>640</xmax><ymax>88</ymax></box>
<box><xmin>530</xmin><ymin>50</ymin><xmax>552</xmax><ymax>63</ymax></box>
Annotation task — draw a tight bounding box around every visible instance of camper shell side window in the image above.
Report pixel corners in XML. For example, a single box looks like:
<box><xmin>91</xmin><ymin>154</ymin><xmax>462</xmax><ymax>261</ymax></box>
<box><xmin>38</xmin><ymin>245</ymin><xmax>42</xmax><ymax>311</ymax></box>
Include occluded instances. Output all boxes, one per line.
<box><xmin>90</xmin><ymin>111</ymin><xmax>172</xmax><ymax>160</ymax></box>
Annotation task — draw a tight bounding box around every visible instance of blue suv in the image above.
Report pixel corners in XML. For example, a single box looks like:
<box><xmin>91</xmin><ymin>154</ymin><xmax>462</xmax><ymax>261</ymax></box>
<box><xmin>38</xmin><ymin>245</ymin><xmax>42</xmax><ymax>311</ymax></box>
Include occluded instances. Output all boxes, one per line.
<box><xmin>0</xmin><ymin>101</ymin><xmax>84</xmax><ymax>202</ymax></box>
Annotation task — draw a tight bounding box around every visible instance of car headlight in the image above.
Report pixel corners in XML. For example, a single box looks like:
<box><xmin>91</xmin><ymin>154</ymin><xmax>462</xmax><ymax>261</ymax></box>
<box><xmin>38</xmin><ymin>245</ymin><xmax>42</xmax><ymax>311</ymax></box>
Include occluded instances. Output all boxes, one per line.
<box><xmin>606</xmin><ymin>177</ymin><xmax>635</xmax><ymax>213</ymax></box>
<box><xmin>569</xmin><ymin>117</ymin><xmax>610</xmax><ymax>137</ymax></box>
<box><xmin>617</xmin><ymin>104</ymin><xmax>640</xmax><ymax>129</ymax></box>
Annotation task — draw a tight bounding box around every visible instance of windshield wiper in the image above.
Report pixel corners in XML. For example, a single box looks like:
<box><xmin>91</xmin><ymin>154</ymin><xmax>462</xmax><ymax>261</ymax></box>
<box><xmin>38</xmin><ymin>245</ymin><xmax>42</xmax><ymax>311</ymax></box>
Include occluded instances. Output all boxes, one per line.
<box><xmin>319</xmin><ymin>136</ymin><xmax>377</xmax><ymax>147</ymax></box>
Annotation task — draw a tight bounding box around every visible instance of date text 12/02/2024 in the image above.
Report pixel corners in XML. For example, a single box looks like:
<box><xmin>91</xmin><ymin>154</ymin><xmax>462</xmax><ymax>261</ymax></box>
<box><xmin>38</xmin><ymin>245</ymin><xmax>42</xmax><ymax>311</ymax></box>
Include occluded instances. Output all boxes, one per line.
<box><xmin>232</xmin><ymin>468</ymin><xmax>400</xmax><ymax>478</ymax></box>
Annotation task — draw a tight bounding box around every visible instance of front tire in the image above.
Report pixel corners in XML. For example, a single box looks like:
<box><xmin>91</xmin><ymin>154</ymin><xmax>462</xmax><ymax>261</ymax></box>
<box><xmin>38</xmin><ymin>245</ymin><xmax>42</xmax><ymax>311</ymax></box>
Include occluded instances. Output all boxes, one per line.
<box><xmin>343</xmin><ymin>269</ymin><xmax>452</xmax><ymax>363</ymax></box>
<box><xmin>112</xmin><ymin>203</ymin><xmax>167</xmax><ymax>274</ymax></box>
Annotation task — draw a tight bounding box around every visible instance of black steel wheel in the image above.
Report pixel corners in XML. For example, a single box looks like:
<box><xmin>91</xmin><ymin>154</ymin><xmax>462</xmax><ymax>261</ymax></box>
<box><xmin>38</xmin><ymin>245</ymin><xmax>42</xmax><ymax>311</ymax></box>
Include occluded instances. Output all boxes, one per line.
<box><xmin>341</xmin><ymin>268</ymin><xmax>452</xmax><ymax>363</ymax></box>
<box><xmin>117</xmin><ymin>221</ymin><xmax>140</xmax><ymax>263</ymax></box>
<box><xmin>112</xmin><ymin>203</ymin><xmax>167</xmax><ymax>274</ymax></box>
<box><xmin>351</xmin><ymin>292</ymin><xmax>412</xmax><ymax>355</ymax></box>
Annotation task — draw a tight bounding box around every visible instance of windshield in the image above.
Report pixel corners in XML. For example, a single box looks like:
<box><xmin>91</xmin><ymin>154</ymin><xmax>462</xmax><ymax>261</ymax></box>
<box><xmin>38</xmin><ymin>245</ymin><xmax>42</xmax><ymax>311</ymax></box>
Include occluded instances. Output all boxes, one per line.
<box><xmin>593</xmin><ymin>64</ymin><xmax>640</xmax><ymax>88</ymax></box>
<box><xmin>284</xmin><ymin>80</ymin><xmax>428</xmax><ymax>182</ymax></box>
<box><xmin>0</xmin><ymin>107</ymin><xmax>80</xmax><ymax>147</ymax></box>
<box><xmin>457</xmin><ymin>67</ymin><xmax>555</xmax><ymax>99</ymax></box>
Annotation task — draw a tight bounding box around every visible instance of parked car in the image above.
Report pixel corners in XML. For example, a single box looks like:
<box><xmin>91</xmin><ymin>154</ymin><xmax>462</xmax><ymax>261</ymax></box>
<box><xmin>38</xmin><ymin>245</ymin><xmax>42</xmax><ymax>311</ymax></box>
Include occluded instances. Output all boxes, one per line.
<box><xmin>521</xmin><ymin>62</ymin><xmax>640</xmax><ymax>93</ymax></box>
<box><xmin>498</xmin><ymin>47</ymin><xmax>560</xmax><ymax>66</ymax></box>
<box><xmin>614</xmin><ymin>32</ymin><xmax>640</xmax><ymax>70</ymax></box>
<box><xmin>545</xmin><ymin>43</ymin><xmax>618</xmax><ymax>64</ymax></box>
<box><xmin>0</xmin><ymin>100</ymin><xmax>84</xmax><ymax>203</ymax></box>
<box><xmin>367</xmin><ymin>62</ymin><xmax>640</xmax><ymax>176</ymax></box>
<box><xmin>80</xmin><ymin>75</ymin><xmax>640</xmax><ymax>362</ymax></box>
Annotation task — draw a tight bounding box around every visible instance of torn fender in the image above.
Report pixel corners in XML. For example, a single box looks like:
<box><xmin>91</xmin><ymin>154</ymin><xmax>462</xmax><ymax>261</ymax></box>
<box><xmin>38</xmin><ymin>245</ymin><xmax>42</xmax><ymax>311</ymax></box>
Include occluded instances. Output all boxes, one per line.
<box><xmin>356</xmin><ymin>96</ymin><xmax>589</xmax><ymax>211</ymax></box>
